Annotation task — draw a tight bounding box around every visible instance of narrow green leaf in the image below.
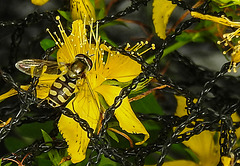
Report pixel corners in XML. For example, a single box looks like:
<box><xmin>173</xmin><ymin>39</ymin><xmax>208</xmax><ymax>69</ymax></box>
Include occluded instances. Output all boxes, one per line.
<box><xmin>41</xmin><ymin>129</ymin><xmax>61</xmax><ymax>166</ymax></box>
<box><xmin>97</xmin><ymin>7</ymin><xmax>105</xmax><ymax>20</ymax></box>
<box><xmin>107</xmin><ymin>129</ymin><xmax>119</xmax><ymax>143</ymax></box>
<box><xmin>40</xmin><ymin>39</ymin><xmax>55</xmax><ymax>51</ymax></box>
<box><xmin>99</xmin><ymin>30</ymin><xmax>118</xmax><ymax>47</ymax></box>
<box><xmin>57</xmin><ymin>10</ymin><xmax>72</xmax><ymax>22</ymax></box>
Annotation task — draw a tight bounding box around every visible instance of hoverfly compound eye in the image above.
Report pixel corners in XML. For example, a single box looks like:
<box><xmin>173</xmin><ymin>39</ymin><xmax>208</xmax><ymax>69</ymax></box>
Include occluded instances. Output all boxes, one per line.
<box><xmin>75</xmin><ymin>54</ymin><xmax>93</xmax><ymax>71</ymax></box>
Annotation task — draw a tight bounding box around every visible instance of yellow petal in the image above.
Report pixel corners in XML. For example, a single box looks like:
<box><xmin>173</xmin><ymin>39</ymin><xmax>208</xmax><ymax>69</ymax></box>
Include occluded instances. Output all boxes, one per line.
<box><xmin>70</xmin><ymin>0</ymin><xmax>96</xmax><ymax>22</ymax></box>
<box><xmin>221</xmin><ymin>156</ymin><xmax>232</xmax><ymax>166</ymax></box>
<box><xmin>38</xmin><ymin>73</ymin><xmax>59</xmax><ymax>85</ymax></box>
<box><xmin>95</xmin><ymin>85</ymin><xmax>149</xmax><ymax>145</ymax></box>
<box><xmin>231</xmin><ymin>112</ymin><xmax>240</xmax><ymax>138</ymax></box>
<box><xmin>183</xmin><ymin>131</ymin><xmax>220</xmax><ymax>165</ymax></box>
<box><xmin>175</xmin><ymin>96</ymin><xmax>188</xmax><ymax>117</ymax></box>
<box><xmin>36</xmin><ymin>74</ymin><xmax>59</xmax><ymax>99</ymax></box>
<box><xmin>58</xmin><ymin>115</ymin><xmax>89</xmax><ymax>163</ymax></box>
<box><xmin>58</xmin><ymin>82</ymin><xmax>100</xmax><ymax>163</ymax></box>
<box><xmin>0</xmin><ymin>85</ymin><xmax>29</xmax><ymax>101</ymax></box>
<box><xmin>99</xmin><ymin>45</ymin><xmax>142</xmax><ymax>82</ymax></box>
<box><xmin>31</xmin><ymin>0</ymin><xmax>49</xmax><ymax>6</ymax></box>
<box><xmin>175</xmin><ymin>96</ymin><xmax>198</xmax><ymax>117</ymax></box>
<box><xmin>152</xmin><ymin>0</ymin><xmax>177</xmax><ymax>39</ymax></box>
<box><xmin>163</xmin><ymin>160</ymin><xmax>198</xmax><ymax>166</ymax></box>
<box><xmin>35</xmin><ymin>85</ymin><xmax>50</xmax><ymax>99</ymax></box>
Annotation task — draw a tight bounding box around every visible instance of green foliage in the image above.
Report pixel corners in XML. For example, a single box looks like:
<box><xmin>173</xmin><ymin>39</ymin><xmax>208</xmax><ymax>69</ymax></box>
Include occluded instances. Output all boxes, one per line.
<box><xmin>41</xmin><ymin>130</ymin><xmax>72</xmax><ymax>166</ymax></box>
<box><xmin>58</xmin><ymin>10</ymin><xmax>72</xmax><ymax>22</ymax></box>
<box><xmin>40</xmin><ymin>39</ymin><xmax>57</xmax><ymax>58</ymax></box>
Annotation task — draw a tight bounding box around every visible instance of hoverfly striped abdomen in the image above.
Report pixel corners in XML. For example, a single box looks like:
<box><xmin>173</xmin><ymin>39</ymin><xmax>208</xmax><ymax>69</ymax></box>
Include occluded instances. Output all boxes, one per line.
<box><xmin>48</xmin><ymin>75</ymin><xmax>76</xmax><ymax>107</ymax></box>
<box><xmin>48</xmin><ymin>54</ymin><xmax>93</xmax><ymax>107</ymax></box>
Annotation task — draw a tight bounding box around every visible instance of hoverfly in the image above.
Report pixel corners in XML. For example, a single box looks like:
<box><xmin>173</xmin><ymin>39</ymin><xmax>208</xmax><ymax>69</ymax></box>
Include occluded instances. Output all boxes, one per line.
<box><xmin>15</xmin><ymin>54</ymin><xmax>93</xmax><ymax>107</ymax></box>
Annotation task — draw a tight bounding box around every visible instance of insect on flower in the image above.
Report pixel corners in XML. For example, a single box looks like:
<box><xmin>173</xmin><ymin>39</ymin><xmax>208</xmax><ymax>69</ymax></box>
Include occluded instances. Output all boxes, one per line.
<box><xmin>15</xmin><ymin>54</ymin><xmax>93</xmax><ymax>107</ymax></box>
<box><xmin>0</xmin><ymin>15</ymin><xmax>154</xmax><ymax>163</ymax></box>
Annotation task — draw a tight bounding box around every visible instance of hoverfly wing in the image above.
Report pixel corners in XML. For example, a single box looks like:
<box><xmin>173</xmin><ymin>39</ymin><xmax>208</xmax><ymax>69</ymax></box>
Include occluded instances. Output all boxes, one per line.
<box><xmin>15</xmin><ymin>59</ymin><xmax>59</xmax><ymax>77</ymax></box>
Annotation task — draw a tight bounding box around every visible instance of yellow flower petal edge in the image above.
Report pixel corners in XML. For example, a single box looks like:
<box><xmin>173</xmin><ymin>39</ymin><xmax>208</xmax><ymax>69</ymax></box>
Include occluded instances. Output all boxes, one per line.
<box><xmin>95</xmin><ymin>85</ymin><xmax>149</xmax><ymax>145</ymax></box>
<box><xmin>31</xmin><ymin>0</ymin><xmax>49</xmax><ymax>6</ymax></box>
<box><xmin>0</xmin><ymin>89</ymin><xmax>18</xmax><ymax>101</ymax></box>
<box><xmin>58</xmin><ymin>115</ymin><xmax>90</xmax><ymax>163</ymax></box>
<box><xmin>0</xmin><ymin>86</ymin><xmax>30</xmax><ymax>101</ymax></box>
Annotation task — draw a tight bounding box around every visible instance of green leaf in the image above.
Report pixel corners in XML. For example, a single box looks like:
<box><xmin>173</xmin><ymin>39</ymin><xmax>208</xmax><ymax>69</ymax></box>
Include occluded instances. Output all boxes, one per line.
<box><xmin>57</xmin><ymin>10</ymin><xmax>72</xmax><ymax>22</ymax></box>
<box><xmin>95</xmin><ymin>0</ymin><xmax>105</xmax><ymax>20</ymax></box>
<box><xmin>40</xmin><ymin>39</ymin><xmax>57</xmax><ymax>58</ymax></box>
<box><xmin>107</xmin><ymin>129</ymin><xmax>119</xmax><ymax>143</ymax></box>
<box><xmin>3</xmin><ymin>163</ymin><xmax>12</xmax><ymax>166</ymax></box>
<box><xmin>41</xmin><ymin>130</ymin><xmax>62</xmax><ymax>166</ymax></box>
<box><xmin>4</xmin><ymin>136</ymin><xmax>29</xmax><ymax>152</ymax></box>
<box><xmin>40</xmin><ymin>39</ymin><xmax>55</xmax><ymax>51</ymax></box>
<box><xmin>98</xmin><ymin>155</ymin><xmax>119</xmax><ymax>166</ymax></box>
<box><xmin>97</xmin><ymin>7</ymin><xmax>105</xmax><ymax>20</ymax></box>
<box><xmin>99</xmin><ymin>30</ymin><xmax>118</xmax><ymax>47</ymax></box>
<box><xmin>131</xmin><ymin>93</ymin><xmax>164</xmax><ymax>115</ymax></box>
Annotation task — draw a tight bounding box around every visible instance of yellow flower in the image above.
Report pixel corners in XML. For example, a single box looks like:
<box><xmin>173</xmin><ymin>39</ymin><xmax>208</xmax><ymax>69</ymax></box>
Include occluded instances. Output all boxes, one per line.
<box><xmin>31</xmin><ymin>0</ymin><xmax>49</xmax><ymax>6</ymax></box>
<box><xmin>0</xmin><ymin>17</ymin><xmax>151</xmax><ymax>163</ymax></box>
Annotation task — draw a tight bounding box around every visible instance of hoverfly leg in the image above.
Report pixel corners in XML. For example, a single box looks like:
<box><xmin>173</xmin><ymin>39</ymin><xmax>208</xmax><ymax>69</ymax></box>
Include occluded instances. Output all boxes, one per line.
<box><xmin>36</xmin><ymin>98</ymin><xmax>48</xmax><ymax>108</ymax></box>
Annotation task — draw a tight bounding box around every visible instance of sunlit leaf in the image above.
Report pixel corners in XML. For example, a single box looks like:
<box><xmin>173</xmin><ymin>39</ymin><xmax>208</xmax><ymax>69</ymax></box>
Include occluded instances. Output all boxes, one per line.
<box><xmin>40</xmin><ymin>39</ymin><xmax>57</xmax><ymax>58</ymax></box>
<box><xmin>41</xmin><ymin>129</ymin><xmax>62</xmax><ymax>166</ymax></box>
<box><xmin>107</xmin><ymin>129</ymin><xmax>120</xmax><ymax>143</ymax></box>
<box><xmin>40</xmin><ymin>39</ymin><xmax>55</xmax><ymax>51</ymax></box>
<box><xmin>152</xmin><ymin>0</ymin><xmax>177</xmax><ymax>39</ymax></box>
<box><xmin>58</xmin><ymin>10</ymin><xmax>72</xmax><ymax>22</ymax></box>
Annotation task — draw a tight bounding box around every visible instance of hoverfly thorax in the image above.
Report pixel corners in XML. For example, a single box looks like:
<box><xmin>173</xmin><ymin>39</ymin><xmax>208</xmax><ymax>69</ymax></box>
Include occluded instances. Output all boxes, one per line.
<box><xmin>67</xmin><ymin>54</ymin><xmax>93</xmax><ymax>79</ymax></box>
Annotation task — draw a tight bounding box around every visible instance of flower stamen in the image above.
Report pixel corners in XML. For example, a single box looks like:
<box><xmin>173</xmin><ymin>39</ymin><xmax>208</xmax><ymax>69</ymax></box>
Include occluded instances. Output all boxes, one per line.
<box><xmin>125</xmin><ymin>42</ymin><xmax>155</xmax><ymax>56</ymax></box>
<box><xmin>46</xmin><ymin>28</ymin><xmax>61</xmax><ymax>49</ymax></box>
